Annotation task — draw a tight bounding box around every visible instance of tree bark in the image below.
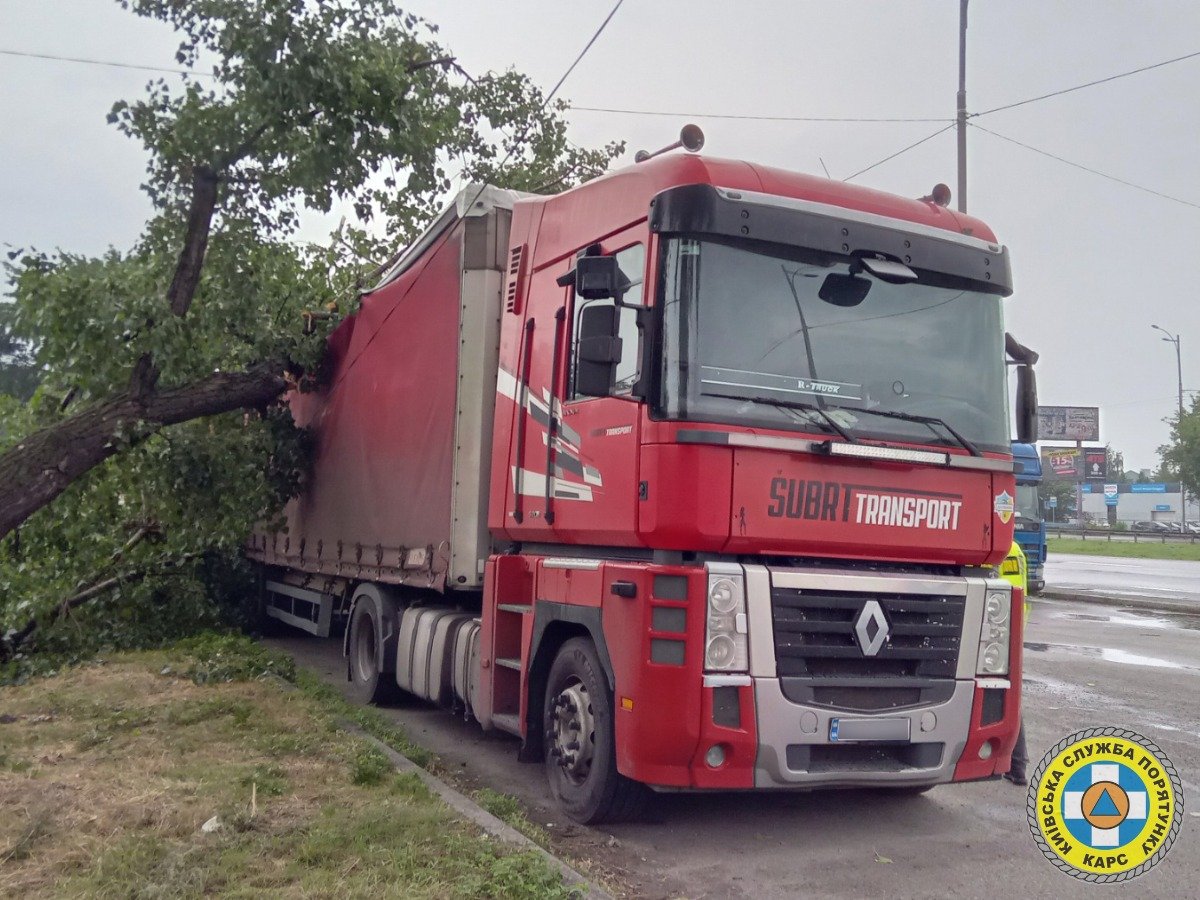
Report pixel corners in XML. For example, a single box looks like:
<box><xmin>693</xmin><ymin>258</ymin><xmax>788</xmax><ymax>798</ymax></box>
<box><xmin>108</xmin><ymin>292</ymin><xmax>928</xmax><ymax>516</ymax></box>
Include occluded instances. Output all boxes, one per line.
<box><xmin>167</xmin><ymin>165</ymin><xmax>220</xmax><ymax>317</ymax></box>
<box><xmin>0</xmin><ymin>363</ymin><xmax>286</xmax><ymax>540</ymax></box>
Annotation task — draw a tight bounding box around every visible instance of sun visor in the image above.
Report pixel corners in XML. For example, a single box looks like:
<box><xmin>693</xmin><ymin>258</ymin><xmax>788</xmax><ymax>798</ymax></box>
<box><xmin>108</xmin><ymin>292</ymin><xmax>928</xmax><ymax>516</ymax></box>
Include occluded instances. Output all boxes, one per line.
<box><xmin>649</xmin><ymin>183</ymin><xmax>1012</xmax><ymax>296</ymax></box>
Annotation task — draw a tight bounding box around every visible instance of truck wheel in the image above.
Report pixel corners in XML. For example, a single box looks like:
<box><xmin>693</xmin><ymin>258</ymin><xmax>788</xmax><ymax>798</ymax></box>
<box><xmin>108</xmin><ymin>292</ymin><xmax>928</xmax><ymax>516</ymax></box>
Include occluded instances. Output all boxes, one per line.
<box><xmin>543</xmin><ymin>638</ymin><xmax>648</xmax><ymax>824</ymax></box>
<box><xmin>248</xmin><ymin>570</ymin><xmax>281</xmax><ymax>636</ymax></box>
<box><xmin>347</xmin><ymin>589</ymin><xmax>400</xmax><ymax>705</ymax></box>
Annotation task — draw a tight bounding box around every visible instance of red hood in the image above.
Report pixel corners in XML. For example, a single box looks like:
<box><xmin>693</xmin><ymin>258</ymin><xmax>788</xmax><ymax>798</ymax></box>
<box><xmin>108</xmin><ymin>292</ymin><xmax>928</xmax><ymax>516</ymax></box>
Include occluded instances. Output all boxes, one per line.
<box><xmin>637</xmin><ymin>425</ymin><xmax>1014</xmax><ymax>568</ymax></box>
<box><xmin>724</xmin><ymin>445</ymin><xmax>1011</xmax><ymax>566</ymax></box>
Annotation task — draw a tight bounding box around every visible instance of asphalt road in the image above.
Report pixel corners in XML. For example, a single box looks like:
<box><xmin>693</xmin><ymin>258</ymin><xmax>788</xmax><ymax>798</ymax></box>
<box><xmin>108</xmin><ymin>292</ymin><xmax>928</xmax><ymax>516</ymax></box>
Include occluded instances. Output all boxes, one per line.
<box><xmin>1045</xmin><ymin>552</ymin><xmax>1200</xmax><ymax>608</ymax></box>
<box><xmin>269</xmin><ymin>594</ymin><xmax>1200</xmax><ymax>899</ymax></box>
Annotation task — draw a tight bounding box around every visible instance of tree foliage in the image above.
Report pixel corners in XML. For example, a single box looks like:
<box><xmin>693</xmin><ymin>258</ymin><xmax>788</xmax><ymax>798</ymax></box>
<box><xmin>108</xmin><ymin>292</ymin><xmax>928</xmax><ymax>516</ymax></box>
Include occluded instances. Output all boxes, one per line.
<box><xmin>0</xmin><ymin>301</ymin><xmax>40</xmax><ymax>402</ymax></box>
<box><xmin>1</xmin><ymin>0</ymin><xmax>622</xmax><ymax>664</ymax></box>
<box><xmin>1159</xmin><ymin>395</ymin><xmax>1200</xmax><ymax>500</ymax></box>
<box><xmin>1037</xmin><ymin>479</ymin><xmax>1078</xmax><ymax>523</ymax></box>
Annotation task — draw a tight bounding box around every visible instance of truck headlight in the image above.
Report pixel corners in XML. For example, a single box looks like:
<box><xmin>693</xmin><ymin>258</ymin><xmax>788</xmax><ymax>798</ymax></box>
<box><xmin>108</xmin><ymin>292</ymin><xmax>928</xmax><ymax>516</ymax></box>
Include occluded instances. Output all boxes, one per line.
<box><xmin>985</xmin><ymin>591</ymin><xmax>1010</xmax><ymax>626</ymax></box>
<box><xmin>977</xmin><ymin>588</ymin><xmax>1012</xmax><ymax>675</ymax></box>
<box><xmin>705</xmin><ymin>571</ymin><xmax>747</xmax><ymax>672</ymax></box>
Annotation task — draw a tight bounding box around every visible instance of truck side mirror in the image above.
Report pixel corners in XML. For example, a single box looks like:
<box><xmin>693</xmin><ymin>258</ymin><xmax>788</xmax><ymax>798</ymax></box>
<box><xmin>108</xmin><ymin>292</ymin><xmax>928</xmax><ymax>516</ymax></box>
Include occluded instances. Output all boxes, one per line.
<box><xmin>576</xmin><ymin>304</ymin><xmax>623</xmax><ymax>397</ymax></box>
<box><xmin>1016</xmin><ymin>364</ymin><xmax>1038</xmax><ymax>443</ymax></box>
<box><xmin>557</xmin><ymin>255</ymin><xmax>627</xmax><ymax>301</ymax></box>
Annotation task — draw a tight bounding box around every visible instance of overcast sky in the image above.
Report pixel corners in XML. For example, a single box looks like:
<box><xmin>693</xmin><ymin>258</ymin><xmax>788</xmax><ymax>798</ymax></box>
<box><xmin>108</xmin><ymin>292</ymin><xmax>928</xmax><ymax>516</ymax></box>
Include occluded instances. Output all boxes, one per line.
<box><xmin>4</xmin><ymin>0</ymin><xmax>1199</xmax><ymax>471</ymax></box>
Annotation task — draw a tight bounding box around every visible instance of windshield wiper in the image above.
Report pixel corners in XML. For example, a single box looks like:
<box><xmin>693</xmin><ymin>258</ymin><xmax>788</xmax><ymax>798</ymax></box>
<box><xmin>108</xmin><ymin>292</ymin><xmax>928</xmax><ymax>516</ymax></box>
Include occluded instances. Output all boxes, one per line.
<box><xmin>704</xmin><ymin>389</ymin><xmax>857</xmax><ymax>443</ymax></box>
<box><xmin>837</xmin><ymin>406</ymin><xmax>981</xmax><ymax>457</ymax></box>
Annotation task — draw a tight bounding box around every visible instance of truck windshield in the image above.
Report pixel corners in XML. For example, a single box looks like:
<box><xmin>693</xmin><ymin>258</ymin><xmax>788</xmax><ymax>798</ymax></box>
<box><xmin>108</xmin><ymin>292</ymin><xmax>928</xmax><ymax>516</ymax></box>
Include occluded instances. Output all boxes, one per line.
<box><xmin>1016</xmin><ymin>484</ymin><xmax>1041</xmax><ymax>521</ymax></box>
<box><xmin>657</xmin><ymin>237</ymin><xmax>1010</xmax><ymax>453</ymax></box>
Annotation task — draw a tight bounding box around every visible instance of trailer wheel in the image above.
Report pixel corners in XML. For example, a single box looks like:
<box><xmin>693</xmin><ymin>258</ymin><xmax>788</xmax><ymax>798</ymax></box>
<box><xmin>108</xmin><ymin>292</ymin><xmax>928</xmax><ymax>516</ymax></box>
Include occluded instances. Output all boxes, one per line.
<box><xmin>543</xmin><ymin>638</ymin><xmax>648</xmax><ymax>824</ymax></box>
<box><xmin>347</xmin><ymin>589</ymin><xmax>400</xmax><ymax>705</ymax></box>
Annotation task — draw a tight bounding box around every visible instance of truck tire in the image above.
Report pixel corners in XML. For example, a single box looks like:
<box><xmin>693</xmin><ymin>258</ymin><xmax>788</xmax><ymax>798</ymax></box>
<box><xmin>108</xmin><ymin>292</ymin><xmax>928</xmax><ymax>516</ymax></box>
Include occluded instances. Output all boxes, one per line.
<box><xmin>543</xmin><ymin>638</ymin><xmax>648</xmax><ymax>824</ymax></box>
<box><xmin>346</xmin><ymin>588</ymin><xmax>401</xmax><ymax>706</ymax></box>
<box><xmin>248</xmin><ymin>570</ymin><xmax>281</xmax><ymax>636</ymax></box>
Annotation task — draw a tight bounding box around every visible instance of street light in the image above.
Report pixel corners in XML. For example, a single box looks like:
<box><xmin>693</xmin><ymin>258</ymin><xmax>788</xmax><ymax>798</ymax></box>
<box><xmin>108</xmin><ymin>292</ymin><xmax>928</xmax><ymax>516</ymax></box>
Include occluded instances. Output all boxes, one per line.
<box><xmin>1151</xmin><ymin>324</ymin><xmax>1185</xmax><ymax>525</ymax></box>
<box><xmin>1151</xmin><ymin>324</ymin><xmax>1184</xmax><ymax>423</ymax></box>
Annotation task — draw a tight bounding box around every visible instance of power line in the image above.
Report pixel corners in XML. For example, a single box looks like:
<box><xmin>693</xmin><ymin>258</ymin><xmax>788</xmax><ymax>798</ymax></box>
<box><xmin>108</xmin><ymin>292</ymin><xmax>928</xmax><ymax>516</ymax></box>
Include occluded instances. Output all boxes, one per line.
<box><xmin>544</xmin><ymin>1</ymin><xmax>625</xmax><ymax>110</ymax></box>
<box><xmin>574</xmin><ymin>48</ymin><xmax>1200</xmax><ymax>128</ymax></box>
<box><xmin>843</xmin><ymin>123</ymin><xmax>957</xmax><ymax>182</ymax></box>
<box><xmin>382</xmin><ymin>0</ymin><xmax>626</xmax><ymax>281</ymax></box>
<box><xmin>0</xmin><ymin>47</ymin><xmax>207</xmax><ymax>76</ymax></box>
<box><xmin>969</xmin><ymin>122</ymin><xmax>1200</xmax><ymax>211</ymax></box>
<box><xmin>973</xmin><ymin>49</ymin><xmax>1200</xmax><ymax>118</ymax></box>
<box><xmin>479</xmin><ymin>0</ymin><xmax>623</xmax><ymax>184</ymax></box>
<box><xmin>1103</xmin><ymin>396</ymin><xmax>1182</xmax><ymax>408</ymax></box>
<box><xmin>569</xmin><ymin>106</ymin><xmax>950</xmax><ymax>124</ymax></box>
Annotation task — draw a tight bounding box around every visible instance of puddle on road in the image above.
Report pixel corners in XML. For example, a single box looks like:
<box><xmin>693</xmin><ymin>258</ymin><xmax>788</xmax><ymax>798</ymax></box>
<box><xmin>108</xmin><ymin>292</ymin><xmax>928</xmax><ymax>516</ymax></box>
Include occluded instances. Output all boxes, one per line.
<box><xmin>1024</xmin><ymin>641</ymin><xmax>1198</xmax><ymax>672</ymax></box>
<box><xmin>1054</xmin><ymin>611</ymin><xmax>1172</xmax><ymax>630</ymax></box>
<box><xmin>1046</xmin><ymin>604</ymin><xmax>1200</xmax><ymax>633</ymax></box>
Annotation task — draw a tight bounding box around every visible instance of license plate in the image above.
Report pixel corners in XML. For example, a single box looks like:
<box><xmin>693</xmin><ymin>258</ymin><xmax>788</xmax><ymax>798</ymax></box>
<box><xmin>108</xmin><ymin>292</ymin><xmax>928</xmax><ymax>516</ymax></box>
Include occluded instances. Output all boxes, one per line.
<box><xmin>829</xmin><ymin>717</ymin><xmax>911</xmax><ymax>742</ymax></box>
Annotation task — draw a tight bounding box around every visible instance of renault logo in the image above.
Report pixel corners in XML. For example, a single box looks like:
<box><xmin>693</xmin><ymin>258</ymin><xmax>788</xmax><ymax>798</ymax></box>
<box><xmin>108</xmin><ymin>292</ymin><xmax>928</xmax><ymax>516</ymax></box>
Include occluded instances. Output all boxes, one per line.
<box><xmin>854</xmin><ymin>600</ymin><xmax>889</xmax><ymax>657</ymax></box>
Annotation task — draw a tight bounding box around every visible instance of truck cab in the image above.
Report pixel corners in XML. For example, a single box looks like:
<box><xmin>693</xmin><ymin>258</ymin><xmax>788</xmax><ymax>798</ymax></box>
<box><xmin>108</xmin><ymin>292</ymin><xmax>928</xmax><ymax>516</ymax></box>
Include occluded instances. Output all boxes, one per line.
<box><xmin>486</xmin><ymin>155</ymin><xmax>1028</xmax><ymax>814</ymax></box>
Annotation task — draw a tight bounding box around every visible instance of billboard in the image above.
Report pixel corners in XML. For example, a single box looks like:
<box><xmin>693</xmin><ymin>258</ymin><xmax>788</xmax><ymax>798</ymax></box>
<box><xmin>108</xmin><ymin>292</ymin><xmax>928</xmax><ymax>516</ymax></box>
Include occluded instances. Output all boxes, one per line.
<box><xmin>1037</xmin><ymin>406</ymin><xmax>1100</xmax><ymax>442</ymax></box>
<box><xmin>1042</xmin><ymin>446</ymin><xmax>1082</xmax><ymax>479</ymax></box>
<box><xmin>1041</xmin><ymin>446</ymin><xmax>1107</xmax><ymax>481</ymax></box>
<box><xmin>1083</xmin><ymin>448</ymin><xmax>1107</xmax><ymax>481</ymax></box>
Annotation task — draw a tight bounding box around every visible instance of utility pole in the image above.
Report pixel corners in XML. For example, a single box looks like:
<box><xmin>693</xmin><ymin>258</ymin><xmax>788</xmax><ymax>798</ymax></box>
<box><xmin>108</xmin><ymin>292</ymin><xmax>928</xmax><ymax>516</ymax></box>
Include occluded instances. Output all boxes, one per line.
<box><xmin>956</xmin><ymin>0</ymin><xmax>969</xmax><ymax>213</ymax></box>
<box><xmin>1151</xmin><ymin>324</ymin><xmax>1185</xmax><ymax>524</ymax></box>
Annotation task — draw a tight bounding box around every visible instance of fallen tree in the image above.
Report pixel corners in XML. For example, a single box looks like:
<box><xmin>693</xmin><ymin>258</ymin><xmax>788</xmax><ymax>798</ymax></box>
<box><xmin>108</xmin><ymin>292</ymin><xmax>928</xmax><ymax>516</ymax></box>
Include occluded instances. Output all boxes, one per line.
<box><xmin>0</xmin><ymin>0</ymin><xmax>620</xmax><ymax>660</ymax></box>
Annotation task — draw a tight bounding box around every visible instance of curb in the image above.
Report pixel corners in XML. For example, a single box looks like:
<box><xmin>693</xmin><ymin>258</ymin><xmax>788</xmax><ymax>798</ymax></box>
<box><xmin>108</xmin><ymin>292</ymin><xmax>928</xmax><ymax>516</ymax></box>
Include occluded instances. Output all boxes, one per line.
<box><xmin>1037</xmin><ymin>589</ymin><xmax>1200</xmax><ymax>618</ymax></box>
<box><xmin>338</xmin><ymin>718</ymin><xmax>613</xmax><ymax>900</ymax></box>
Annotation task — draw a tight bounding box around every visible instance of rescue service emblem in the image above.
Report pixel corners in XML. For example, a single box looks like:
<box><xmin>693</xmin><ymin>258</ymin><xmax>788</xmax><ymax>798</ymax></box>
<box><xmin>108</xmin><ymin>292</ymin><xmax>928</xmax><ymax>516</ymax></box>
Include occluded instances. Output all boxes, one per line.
<box><xmin>1027</xmin><ymin>728</ymin><xmax>1184</xmax><ymax>883</ymax></box>
<box><xmin>994</xmin><ymin>490</ymin><xmax>1014</xmax><ymax>524</ymax></box>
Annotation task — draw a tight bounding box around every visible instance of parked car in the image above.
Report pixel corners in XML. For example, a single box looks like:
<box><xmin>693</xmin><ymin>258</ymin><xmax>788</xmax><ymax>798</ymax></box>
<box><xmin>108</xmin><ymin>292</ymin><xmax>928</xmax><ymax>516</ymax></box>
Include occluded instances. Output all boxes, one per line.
<box><xmin>1131</xmin><ymin>520</ymin><xmax>1173</xmax><ymax>533</ymax></box>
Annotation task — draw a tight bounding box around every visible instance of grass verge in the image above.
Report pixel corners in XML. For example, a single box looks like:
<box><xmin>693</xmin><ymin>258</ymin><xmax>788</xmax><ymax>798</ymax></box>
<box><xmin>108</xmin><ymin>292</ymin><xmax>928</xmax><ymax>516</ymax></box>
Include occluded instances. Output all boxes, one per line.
<box><xmin>0</xmin><ymin>634</ymin><xmax>575</xmax><ymax>899</ymax></box>
<box><xmin>1047</xmin><ymin>537</ymin><xmax>1200</xmax><ymax>561</ymax></box>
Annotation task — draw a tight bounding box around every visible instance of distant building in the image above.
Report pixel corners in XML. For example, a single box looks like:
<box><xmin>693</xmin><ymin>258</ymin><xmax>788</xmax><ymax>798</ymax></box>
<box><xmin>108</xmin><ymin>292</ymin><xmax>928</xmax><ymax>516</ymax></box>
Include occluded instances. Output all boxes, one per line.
<box><xmin>1079</xmin><ymin>482</ymin><xmax>1199</xmax><ymax>523</ymax></box>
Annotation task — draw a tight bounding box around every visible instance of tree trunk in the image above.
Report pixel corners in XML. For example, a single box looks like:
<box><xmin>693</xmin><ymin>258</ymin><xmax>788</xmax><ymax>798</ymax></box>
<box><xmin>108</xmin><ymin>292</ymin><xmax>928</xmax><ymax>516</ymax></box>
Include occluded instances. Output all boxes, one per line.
<box><xmin>167</xmin><ymin>165</ymin><xmax>219</xmax><ymax>317</ymax></box>
<box><xmin>0</xmin><ymin>363</ymin><xmax>286</xmax><ymax>540</ymax></box>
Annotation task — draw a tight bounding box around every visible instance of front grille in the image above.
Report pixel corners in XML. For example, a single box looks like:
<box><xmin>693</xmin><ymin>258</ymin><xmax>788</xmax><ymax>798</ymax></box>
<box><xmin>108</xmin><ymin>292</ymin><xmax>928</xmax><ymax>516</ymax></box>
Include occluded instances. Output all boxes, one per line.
<box><xmin>787</xmin><ymin>742</ymin><xmax>945</xmax><ymax>773</ymax></box>
<box><xmin>1016</xmin><ymin>539</ymin><xmax>1043</xmax><ymax>566</ymax></box>
<box><xmin>771</xmin><ymin>586</ymin><xmax>965</xmax><ymax>679</ymax></box>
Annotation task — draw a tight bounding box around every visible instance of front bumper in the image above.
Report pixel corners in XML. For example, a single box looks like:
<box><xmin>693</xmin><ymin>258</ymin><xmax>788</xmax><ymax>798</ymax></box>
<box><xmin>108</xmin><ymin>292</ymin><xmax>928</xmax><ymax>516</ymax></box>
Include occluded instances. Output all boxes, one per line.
<box><xmin>724</xmin><ymin>563</ymin><xmax>1017</xmax><ymax>788</ymax></box>
<box><xmin>753</xmin><ymin>677</ymin><xmax>974</xmax><ymax>787</ymax></box>
<box><xmin>1027</xmin><ymin>563</ymin><xmax>1045</xmax><ymax>593</ymax></box>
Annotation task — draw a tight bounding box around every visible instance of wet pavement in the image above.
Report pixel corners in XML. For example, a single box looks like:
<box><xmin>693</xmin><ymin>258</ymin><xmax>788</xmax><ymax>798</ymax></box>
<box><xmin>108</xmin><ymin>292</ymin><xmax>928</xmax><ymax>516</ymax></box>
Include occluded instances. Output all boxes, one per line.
<box><xmin>1044</xmin><ymin>553</ymin><xmax>1200</xmax><ymax>608</ymax></box>
<box><xmin>269</xmin><ymin>592</ymin><xmax>1200</xmax><ymax>899</ymax></box>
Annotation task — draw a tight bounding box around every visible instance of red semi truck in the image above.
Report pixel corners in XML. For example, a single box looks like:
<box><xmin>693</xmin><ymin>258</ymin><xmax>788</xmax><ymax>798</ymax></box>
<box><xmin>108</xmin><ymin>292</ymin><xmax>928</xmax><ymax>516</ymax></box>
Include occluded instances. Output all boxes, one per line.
<box><xmin>249</xmin><ymin>138</ymin><xmax>1036</xmax><ymax>823</ymax></box>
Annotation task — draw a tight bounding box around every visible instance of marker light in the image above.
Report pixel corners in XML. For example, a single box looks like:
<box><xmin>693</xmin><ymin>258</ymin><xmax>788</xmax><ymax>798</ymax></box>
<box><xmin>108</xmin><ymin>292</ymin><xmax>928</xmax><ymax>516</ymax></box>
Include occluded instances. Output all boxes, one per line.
<box><xmin>825</xmin><ymin>442</ymin><xmax>949</xmax><ymax>466</ymax></box>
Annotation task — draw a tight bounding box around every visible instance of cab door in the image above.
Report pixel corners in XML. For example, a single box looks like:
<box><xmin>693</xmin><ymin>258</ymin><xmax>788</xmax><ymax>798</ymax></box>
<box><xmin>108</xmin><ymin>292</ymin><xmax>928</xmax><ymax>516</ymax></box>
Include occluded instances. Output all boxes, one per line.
<box><xmin>546</xmin><ymin>233</ymin><xmax>648</xmax><ymax>546</ymax></box>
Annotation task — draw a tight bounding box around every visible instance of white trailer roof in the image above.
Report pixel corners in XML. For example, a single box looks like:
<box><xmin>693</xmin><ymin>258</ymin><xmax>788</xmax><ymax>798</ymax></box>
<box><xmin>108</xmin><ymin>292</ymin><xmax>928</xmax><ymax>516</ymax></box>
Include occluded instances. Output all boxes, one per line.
<box><xmin>371</xmin><ymin>184</ymin><xmax>530</xmax><ymax>291</ymax></box>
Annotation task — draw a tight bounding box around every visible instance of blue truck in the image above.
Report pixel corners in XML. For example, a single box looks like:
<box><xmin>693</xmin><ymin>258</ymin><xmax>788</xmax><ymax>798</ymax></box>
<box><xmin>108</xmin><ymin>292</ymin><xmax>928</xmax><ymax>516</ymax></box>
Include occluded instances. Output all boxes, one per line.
<box><xmin>1011</xmin><ymin>442</ymin><xmax>1045</xmax><ymax>594</ymax></box>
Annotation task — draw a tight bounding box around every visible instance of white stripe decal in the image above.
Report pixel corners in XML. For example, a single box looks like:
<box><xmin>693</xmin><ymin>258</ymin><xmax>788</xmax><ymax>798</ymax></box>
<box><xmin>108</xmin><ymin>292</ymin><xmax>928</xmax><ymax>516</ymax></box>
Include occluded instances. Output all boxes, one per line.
<box><xmin>510</xmin><ymin>466</ymin><xmax>594</xmax><ymax>502</ymax></box>
<box><xmin>499</xmin><ymin>368</ymin><xmax>603</xmax><ymax>498</ymax></box>
<box><xmin>496</xmin><ymin>367</ymin><xmax>518</xmax><ymax>401</ymax></box>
